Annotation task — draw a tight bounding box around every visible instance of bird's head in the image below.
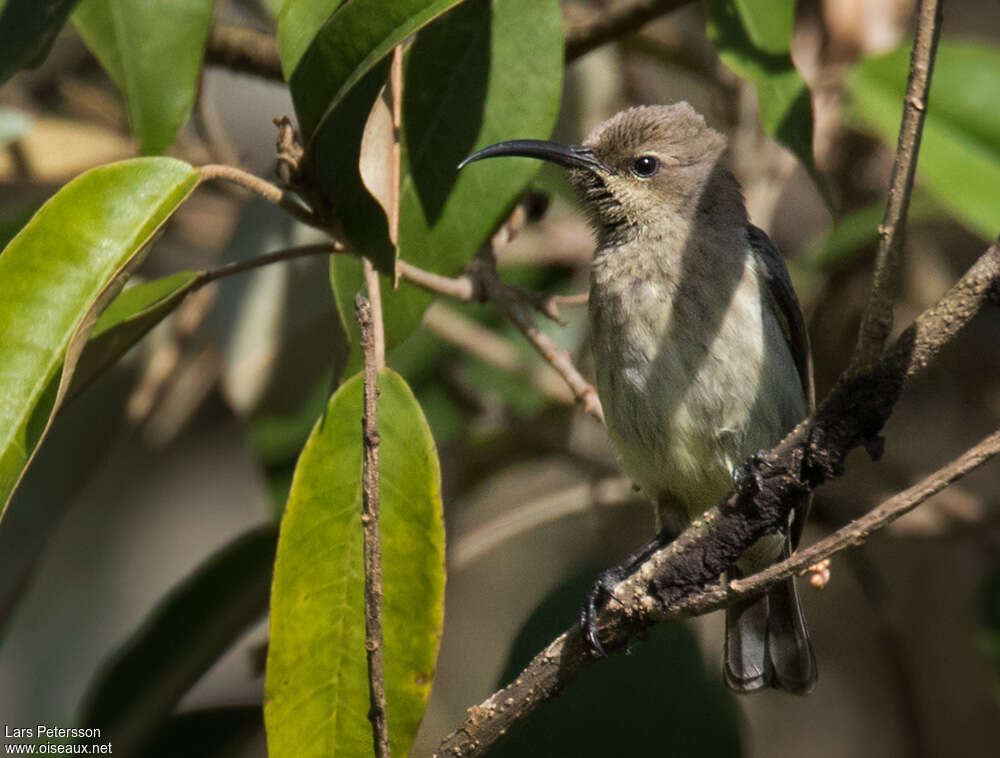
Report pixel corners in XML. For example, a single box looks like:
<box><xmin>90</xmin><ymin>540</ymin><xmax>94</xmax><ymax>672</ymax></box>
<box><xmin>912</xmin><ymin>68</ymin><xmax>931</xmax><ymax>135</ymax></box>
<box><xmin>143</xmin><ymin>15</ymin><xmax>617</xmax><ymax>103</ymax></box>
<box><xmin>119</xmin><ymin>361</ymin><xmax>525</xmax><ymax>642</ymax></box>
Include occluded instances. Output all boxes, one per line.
<box><xmin>459</xmin><ymin>103</ymin><xmax>733</xmax><ymax>246</ymax></box>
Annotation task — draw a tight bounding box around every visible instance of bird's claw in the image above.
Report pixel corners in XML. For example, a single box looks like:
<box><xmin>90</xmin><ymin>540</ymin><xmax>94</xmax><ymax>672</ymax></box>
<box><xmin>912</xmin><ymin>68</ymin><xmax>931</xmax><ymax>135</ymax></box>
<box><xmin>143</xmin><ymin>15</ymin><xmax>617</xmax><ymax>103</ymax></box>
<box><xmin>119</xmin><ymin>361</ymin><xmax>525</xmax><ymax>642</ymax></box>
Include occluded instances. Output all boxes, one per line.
<box><xmin>580</xmin><ymin>566</ymin><xmax>628</xmax><ymax>658</ymax></box>
<box><xmin>731</xmin><ymin>449</ymin><xmax>775</xmax><ymax>493</ymax></box>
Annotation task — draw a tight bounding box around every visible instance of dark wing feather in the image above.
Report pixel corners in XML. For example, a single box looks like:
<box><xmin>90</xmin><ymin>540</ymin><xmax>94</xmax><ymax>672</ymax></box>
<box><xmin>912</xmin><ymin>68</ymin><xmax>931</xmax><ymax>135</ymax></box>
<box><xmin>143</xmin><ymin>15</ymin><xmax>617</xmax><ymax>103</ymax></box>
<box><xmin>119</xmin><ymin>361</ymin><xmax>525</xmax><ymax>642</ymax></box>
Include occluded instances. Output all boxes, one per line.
<box><xmin>748</xmin><ymin>225</ymin><xmax>814</xmax><ymax>550</ymax></box>
<box><xmin>747</xmin><ymin>225</ymin><xmax>814</xmax><ymax>410</ymax></box>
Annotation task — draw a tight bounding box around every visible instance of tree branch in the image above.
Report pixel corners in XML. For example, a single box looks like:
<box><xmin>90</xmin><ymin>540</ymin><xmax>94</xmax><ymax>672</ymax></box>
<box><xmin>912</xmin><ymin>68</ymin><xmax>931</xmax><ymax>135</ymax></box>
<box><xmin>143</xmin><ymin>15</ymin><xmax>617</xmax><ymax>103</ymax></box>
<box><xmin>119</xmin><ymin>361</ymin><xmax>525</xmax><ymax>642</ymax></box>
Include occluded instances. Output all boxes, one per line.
<box><xmin>848</xmin><ymin>0</ymin><xmax>944</xmax><ymax>372</ymax></box>
<box><xmin>356</xmin><ymin>293</ymin><xmax>391</xmax><ymax>758</ymax></box>
<box><xmin>431</xmin><ymin>240</ymin><xmax>1000</xmax><ymax>758</ymax></box>
<box><xmin>195</xmin><ymin>243</ymin><xmax>342</xmax><ymax>287</ymax></box>
<box><xmin>203</xmin><ymin>1</ymin><xmax>692</xmax><ymax>84</ymax></box>
<box><xmin>564</xmin><ymin>0</ymin><xmax>692</xmax><ymax>62</ymax></box>
<box><xmin>199</xmin><ymin>163</ymin><xmax>323</xmax><ymax>229</ymax></box>
<box><xmin>205</xmin><ymin>24</ymin><xmax>284</xmax><ymax>82</ymax></box>
<box><xmin>473</xmin><ymin>251</ymin><xmax>604</xmax><ymax>423</ymax></box>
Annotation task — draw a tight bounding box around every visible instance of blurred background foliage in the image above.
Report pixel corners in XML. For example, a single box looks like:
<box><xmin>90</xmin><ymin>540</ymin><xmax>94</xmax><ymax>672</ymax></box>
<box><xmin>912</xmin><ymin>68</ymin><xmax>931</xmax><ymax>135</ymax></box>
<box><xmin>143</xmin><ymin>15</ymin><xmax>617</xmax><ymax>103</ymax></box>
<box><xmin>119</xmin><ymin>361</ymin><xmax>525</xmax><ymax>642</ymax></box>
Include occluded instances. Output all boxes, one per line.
<box><xmin>1</xmin><ymin>0</ymin><xmax>999</xmax><ymax>756</ymax></box>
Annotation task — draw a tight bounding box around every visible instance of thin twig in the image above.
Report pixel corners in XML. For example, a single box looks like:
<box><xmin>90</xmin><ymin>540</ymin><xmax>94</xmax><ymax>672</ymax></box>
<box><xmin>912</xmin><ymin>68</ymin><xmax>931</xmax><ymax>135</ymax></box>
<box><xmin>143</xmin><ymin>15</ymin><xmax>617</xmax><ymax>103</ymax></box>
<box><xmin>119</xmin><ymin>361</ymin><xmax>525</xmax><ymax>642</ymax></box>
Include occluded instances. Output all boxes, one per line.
<box><xmin>422</xmin><ymin>302</ymin><xmax>574</xmax><ymax>406</ymax></box>
<box><xmin>363</xmin><ymin>260</ymin><xmax>387</xmax><ymax>371</ymax></box>
<box><xmin>195</xmin><ymin>243</ymin><xmax>342</xmax><ymax>287</ymax></box>
<box><xmin>397</xmin><ymin>260</ymin><xmax>480</xmax><ymax>301</ymax></box>
<box><xmin>716</xmin><ymin>430</ymin><xmax>1000</xmax><ymax>605</ymax></box>
<box><xmin>199</xmin><ymin>163</ymin><xmax>322</xmax><ymax>229</ymax></box>
<box><xmin>565</xmin><ymin>0</ymin><xmax>691</xmax><ymax>62</ymax></box>
<box><xmin>471</xmin><ymin>247</ymin><xmax>604</xmax><ymax>423</ymax></box>
<box><xmin>431</xmin><ymin>241</ymin><xmax>1000</xmax><ymax>758</ymax></box>
<box><xmin>205</xmin><ymin>24</ymin><xmax>284</xmax><ymax>81</ymax></box>
<box><xmin>356</xmin><ymin>294</ymin><xmax>391</xmax><ymax>758</ymax></box>
<box><xmin>849</xmin><ymin>0</ymin><xmax>944</xmax><ymax>372</ymax></box>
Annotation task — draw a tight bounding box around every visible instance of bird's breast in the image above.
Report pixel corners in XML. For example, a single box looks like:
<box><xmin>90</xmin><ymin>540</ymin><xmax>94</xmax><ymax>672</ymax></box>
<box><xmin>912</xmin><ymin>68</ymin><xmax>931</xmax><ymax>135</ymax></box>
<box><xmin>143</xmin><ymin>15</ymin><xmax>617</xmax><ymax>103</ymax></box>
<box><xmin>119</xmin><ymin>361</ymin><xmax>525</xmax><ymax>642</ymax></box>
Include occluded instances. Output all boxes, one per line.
<box><xmin>589</xmin><ymin>248</ymin><xmax>802</xmax><ymax>521</ymax></box>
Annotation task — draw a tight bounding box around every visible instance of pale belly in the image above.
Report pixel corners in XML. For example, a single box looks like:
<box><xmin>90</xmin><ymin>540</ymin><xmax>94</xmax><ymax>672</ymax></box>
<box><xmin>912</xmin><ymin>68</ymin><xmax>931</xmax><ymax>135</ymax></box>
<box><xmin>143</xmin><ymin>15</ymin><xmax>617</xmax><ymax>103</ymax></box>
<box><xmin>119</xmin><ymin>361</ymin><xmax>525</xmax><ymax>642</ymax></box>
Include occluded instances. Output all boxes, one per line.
<box><xmin>590</xmin><ymin>260</ymin><xmax>805</xmax><ymax>537</ymax></box>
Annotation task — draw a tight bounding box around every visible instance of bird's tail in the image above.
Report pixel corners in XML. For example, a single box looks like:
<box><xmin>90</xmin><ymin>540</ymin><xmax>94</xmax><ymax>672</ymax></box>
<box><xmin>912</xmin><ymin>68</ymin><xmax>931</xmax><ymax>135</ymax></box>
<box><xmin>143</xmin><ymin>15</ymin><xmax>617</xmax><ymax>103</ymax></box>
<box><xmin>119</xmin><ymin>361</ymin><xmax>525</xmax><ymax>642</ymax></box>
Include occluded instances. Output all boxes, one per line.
<box><xmin>723</xmin><ymin>559</ymin><xmax>816</xmax><ymax>694</ymax></box>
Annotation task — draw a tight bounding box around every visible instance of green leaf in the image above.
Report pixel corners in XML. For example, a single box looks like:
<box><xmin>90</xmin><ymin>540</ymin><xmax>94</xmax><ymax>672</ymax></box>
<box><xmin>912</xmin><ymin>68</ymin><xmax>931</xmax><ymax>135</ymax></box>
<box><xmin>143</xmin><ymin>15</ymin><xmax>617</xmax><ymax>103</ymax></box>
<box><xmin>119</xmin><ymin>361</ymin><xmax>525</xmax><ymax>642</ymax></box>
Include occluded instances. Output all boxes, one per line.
<box><xmin>73</xmin><ymin>0</ymin><xmax>214</xmax><ymax>154</ymax></box>
<box><xmin>846</xmin><ymin>40</ymin><xmax>1000</xmax><ymax>240</ymax></box>
<box><xmin>69</xmin><ymin>271</ymin><xmax>201</xmax><ymax>398</ymax></box>
<box><xmin>706</xmin><ymin>0</ymin><xmax>818</xmax><ymax>181</ymax></box>
<box><xmin>283</xmin><ymin>0</ymin><xmax>470</xmax><ymax>139</ymax></box>
<box><xmin>325</xmin><ymin>0</ymin><xmax>563</xmax><ymax>365</ymax></box>
<box><xmin>266</xmin><ymin>369</ymin><xmax>444</xmax><ymax>758</ymax></box>
<box><xmin>0</xmin><ymin>0</ymin><xmax>81</xmax><ymax>83</ymax></box>
<box><xmin>80</xmin><ymin>524</ymin><xmax>278</xmax><ymax>755</ymax></box>
<box><xmin>0</xmin><ymin>157</ymin><xmax>200</xmax><ymax>517</ymax></box>
<box><xmin>275</xmin><ymin>0</ymin><xmax>344</xmax><ymax>77</ymax></box>
<box><xmin>491</xmin><ymin>568</ymin><xmax>742</xmax><ymax>757</ymax></box>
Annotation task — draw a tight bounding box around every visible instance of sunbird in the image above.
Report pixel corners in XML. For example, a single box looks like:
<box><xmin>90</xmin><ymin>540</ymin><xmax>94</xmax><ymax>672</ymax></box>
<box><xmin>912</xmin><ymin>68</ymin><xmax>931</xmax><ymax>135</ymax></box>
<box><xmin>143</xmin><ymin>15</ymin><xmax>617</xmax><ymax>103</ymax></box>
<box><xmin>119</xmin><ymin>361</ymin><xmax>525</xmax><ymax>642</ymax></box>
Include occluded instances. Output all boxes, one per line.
<box><xmin>460</xmin><ymin>103</ymin><xmax>816</xmax><ymax>693</ymax></box>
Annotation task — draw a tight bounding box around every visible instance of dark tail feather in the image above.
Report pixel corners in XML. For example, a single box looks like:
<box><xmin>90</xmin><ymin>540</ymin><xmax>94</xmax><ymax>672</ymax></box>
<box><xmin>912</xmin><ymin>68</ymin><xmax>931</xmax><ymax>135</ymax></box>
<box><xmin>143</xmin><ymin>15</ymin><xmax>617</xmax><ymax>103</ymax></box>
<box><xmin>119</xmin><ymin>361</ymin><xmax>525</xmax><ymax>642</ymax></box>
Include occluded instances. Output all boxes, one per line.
<box><xmin>724</xmin><ymin>591</ymin><xmax>771</xmax><ymax>693</ymax></box>
<box><xmin>724</xmin><ymin>576</ymin><xmax>816</xmax><ymax>695</ymax></box>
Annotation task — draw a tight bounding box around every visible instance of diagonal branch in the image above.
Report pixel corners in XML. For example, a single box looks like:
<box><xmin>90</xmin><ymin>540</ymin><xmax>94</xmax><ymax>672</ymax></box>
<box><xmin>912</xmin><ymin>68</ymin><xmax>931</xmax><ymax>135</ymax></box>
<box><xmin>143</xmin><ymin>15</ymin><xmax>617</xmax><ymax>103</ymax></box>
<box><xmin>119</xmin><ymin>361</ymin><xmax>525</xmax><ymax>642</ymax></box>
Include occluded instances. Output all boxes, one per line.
<box><xmin>848</xmin><ymin>0</ymin><xmax>944</xmax><ymax>372</ymax></box>
<box><xmin>431</xmin><ymin>239</ymin><xmax>1000</xmax><ymax>758</ymax></box>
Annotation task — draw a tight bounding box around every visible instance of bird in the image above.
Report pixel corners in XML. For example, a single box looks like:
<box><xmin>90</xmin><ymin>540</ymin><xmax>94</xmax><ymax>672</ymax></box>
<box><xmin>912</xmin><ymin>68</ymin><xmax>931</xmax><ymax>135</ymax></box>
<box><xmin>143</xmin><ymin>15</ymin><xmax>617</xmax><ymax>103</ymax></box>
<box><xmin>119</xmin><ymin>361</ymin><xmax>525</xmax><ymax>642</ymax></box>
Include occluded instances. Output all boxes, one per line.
<box><xmin>458</xmin><ymin>103</ymin><xmax>817</xmax><ymax>694</ymax></box>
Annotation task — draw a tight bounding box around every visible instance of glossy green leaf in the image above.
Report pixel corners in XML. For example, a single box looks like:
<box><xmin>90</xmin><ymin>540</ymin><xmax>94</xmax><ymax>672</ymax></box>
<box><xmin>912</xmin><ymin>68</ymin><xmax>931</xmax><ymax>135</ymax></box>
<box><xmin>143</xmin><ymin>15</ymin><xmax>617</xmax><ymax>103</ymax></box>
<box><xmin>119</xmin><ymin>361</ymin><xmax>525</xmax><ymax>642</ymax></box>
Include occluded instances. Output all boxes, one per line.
<box><xmin>491</xmin><ymin>568</ymin><xmax>741</xmax><ymax>757</ymax></box>
<box><xmin>706</xmin><ymin>0</ymin><xmax>818</xmax><ymax>181</ymax></box>
<box><xmin>80</xmin><ymin>524</ymin><xmax>278</xmax><ymax>755</ymax></box>
<box><xmin>284</xmin><ymin>0</ymin><xmax>469</xmax><ymax>139</ymax></box>
<box><xmin>0</xmin><ymin>157</ymin><xmax>200</xmax><ymax>517</ymax></box>
<box><xmin>266</xmin><ymin>370</ymin><xmax>444</xmax><ymax>758</ymax></box>
<box><xmin>846</xmin><ymin>41</ymin><xmax>1000</xmax><ymax>240</ymax></box>
<box><xmin>325</xmin><ymin>0</ymin><xmax>563</xmax><ymax>366</ymax></box>
<box><xmin>69</xmin><ymin>271</ymin><xmax>201</xmax><ymax>398</ymax></box>
<box><xmin>0</xmin><ymin>0</ymin><xmax>81</xmax><ymax>83</ymax></box>
<box><xmin>73</xmin><ymin>0</ymin><xmax>214</xmax><ymax>154</ymax></box>
<box><xmin>275</xmin><ymin>0</ymin><xmax>344</xmax><ymax>76</ymax></box>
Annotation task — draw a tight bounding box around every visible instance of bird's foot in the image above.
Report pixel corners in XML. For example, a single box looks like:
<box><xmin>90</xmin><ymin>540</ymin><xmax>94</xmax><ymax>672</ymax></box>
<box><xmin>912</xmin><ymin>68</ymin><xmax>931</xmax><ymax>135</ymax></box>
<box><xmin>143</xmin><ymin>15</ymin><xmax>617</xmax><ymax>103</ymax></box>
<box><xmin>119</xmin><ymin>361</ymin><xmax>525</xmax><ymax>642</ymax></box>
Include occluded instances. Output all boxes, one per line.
<box><xmin>731</xmin><ymin>449</ymin><xmax>777</xmax><ymax>494</ymax></box>
<box><xmin>580</xmin><ymin>564</ymin><xmax>630</xmax><ymax>657</ymax></box>
<box><xmin>580</xmin><ymin>530</ymin><xmax>672</xmax><ymax>657</ymax></box>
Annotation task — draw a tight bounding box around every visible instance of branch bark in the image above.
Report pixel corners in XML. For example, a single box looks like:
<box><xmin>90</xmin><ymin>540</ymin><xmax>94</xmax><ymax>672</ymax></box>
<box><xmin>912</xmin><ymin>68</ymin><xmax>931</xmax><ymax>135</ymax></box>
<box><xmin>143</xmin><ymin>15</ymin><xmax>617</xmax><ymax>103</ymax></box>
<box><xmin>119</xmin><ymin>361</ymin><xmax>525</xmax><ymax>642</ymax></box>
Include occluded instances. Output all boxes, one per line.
<box><xmin>848</xmin><ymin>0</ymin><xmax>944</xmax><ymax>372</ymax></box>
<box><xmin>431</xmin><ymin>240</ymin><xmax>1000</xmax><ymax>758</ymax></box>
<box><xmin>199</xmin><ymin>163</ymin><xmax>322</xmax><ymax>229</ymax></box>
<box><xmin>205</xmin><ymin>24</ymin><xmax>284</xmax><ymax>82</ymax></box>
<box><xmin>565</xmin><ymin>0</ymin><xmax>692</xmax><ymax>62</ymax></box>
<box><xmin>472</xmin><ymin>249</ymin><xmax>604</xmax><ymax>423</ymax></box>
<box><xmin>356</xmin><ymin>293</ymin><xmax>391</xmax><ymax>758</ymax></box>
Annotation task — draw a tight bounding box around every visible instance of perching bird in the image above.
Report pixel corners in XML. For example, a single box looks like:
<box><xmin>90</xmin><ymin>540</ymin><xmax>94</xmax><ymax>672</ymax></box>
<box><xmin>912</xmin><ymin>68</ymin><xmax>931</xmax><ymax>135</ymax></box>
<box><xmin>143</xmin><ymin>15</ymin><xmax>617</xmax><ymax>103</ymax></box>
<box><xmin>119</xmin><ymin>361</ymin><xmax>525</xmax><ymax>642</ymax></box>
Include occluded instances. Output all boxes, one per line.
<box><xmin>459</xmin><ymin>103</ymin><xmax>816</xmax><ymax>694</ymax></box>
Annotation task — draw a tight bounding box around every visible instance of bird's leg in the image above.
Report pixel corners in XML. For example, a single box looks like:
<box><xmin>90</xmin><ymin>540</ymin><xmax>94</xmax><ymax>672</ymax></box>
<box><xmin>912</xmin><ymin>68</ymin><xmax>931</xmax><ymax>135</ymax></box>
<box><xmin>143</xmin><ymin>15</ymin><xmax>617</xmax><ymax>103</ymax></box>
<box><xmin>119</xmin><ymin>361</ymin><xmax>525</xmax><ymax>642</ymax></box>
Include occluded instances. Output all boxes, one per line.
<box><xmin>581</xmin><ymin>500</ymin><xmax>682</xmax><ymax>657</ymax></box>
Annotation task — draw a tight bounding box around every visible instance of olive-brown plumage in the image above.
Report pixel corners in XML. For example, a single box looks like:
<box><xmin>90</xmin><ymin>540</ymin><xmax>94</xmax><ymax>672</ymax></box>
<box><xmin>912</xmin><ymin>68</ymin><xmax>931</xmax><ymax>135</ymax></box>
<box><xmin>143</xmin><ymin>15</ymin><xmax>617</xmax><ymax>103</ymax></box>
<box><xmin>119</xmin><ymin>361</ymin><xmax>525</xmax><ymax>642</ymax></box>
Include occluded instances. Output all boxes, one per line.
<box><xmin>461</xmin><ymin>103</ymin><xmax>816</xmax><ymax>694</ymax></box>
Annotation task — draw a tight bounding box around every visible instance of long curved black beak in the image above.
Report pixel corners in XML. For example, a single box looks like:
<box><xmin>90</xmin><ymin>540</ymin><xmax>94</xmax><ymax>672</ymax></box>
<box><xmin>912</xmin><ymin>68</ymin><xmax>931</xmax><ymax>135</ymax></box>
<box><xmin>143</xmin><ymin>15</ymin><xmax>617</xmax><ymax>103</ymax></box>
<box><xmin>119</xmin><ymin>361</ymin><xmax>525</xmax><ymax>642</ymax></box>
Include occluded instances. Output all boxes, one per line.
<box><xmin>458</xmin><ymin>139</ymin><xmax>604</xmax><ymax>172</ymax></box>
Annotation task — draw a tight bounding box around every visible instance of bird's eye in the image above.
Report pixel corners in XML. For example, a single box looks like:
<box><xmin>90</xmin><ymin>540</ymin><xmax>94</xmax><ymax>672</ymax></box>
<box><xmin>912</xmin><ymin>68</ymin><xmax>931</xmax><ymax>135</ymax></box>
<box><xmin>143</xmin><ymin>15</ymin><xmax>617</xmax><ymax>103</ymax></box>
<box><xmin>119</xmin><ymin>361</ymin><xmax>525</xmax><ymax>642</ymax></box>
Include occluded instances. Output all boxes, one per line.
<box><xmin>631</xmin><ymin>155</ymin><xmax>659</xmax><ymax>178</ymax></box>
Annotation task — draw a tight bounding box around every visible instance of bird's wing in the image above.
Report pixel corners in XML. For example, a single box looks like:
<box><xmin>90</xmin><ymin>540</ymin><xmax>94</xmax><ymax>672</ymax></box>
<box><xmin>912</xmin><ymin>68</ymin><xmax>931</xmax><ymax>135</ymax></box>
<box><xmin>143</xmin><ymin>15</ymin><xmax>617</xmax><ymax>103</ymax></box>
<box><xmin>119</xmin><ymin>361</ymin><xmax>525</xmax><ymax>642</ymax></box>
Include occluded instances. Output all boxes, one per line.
<box><xmin>748</xmin><ymin>224</ymin><xmax>814</xmax><ymax>550</ymax></box>
<box><xmin>747</xmin><ymin>225</ymin><xmax>814</xmax><ymax>411</ymax></box>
